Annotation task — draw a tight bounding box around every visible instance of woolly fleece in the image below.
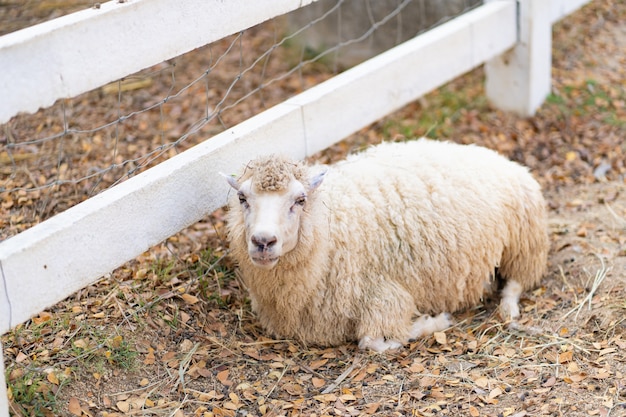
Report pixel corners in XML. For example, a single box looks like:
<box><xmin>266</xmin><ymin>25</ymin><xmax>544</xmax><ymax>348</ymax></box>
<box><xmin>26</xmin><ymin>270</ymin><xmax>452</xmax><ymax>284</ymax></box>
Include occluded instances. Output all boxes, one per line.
<box><xmin>225</xmin><ymin>139</ymin><xmax>549</xmax><ymax>347</ymax></box>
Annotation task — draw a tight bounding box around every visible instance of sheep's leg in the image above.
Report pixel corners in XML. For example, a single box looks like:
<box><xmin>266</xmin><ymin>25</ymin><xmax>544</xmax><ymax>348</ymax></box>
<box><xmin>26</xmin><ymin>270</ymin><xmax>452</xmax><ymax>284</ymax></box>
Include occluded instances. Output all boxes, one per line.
<box><xmin>409</xmin><ymin>312</ymin><xmax>453</xmax><ymax>340</ymax></box>
<box><xmin>357</xmin><ymin>313</ymin><xmax>452</xmax><ymax>352</ymax></box>
<box><xmin>499</xmin><ymin>280</ymin><xmax>522</xmax><ymax>320</ymax></box>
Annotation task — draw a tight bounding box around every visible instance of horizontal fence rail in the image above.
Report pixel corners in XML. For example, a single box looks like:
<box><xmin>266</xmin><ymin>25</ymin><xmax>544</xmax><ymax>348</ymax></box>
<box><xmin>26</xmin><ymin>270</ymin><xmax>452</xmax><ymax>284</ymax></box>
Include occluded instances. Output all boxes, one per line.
<box><xmin>0</xmin><ymin>0</ymin><xmax>592</xmax><ymax>414</ymax></box>
<box><xmin>0</xmin><ymin>0</ymin><xmax>321</xmax><ymax>124</ymax></box>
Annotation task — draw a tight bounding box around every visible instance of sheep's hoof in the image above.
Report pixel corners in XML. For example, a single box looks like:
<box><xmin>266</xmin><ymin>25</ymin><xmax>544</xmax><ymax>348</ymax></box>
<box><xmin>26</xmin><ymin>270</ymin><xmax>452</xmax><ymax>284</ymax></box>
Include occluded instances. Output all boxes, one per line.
<box><xmin>409</xmin><ymin>312</ymin><xmax>453</xmax><ymax>339</ymax></box>
<box><xmin>499</xmin><ymin>280</ymin><xmax>523</xmax><ymax>320</ymax></box>
<box><xmin>499</xmin><ymin>302</ymin><xmax>521</xmax><ymax>321</ymax></box>
<box><xmin>358</xmin><ymin>336</ymin><xmax>402</xmax><ymax>352</ymax></box>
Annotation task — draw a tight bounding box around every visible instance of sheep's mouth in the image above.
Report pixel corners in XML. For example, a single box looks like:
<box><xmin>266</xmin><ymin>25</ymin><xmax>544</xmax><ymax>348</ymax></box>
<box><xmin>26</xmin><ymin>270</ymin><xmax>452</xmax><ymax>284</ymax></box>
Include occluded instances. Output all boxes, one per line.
<box><xmin>250</xmin><ymin>255</ymin><xmax>279</xmax><ymax>268</ymax></box>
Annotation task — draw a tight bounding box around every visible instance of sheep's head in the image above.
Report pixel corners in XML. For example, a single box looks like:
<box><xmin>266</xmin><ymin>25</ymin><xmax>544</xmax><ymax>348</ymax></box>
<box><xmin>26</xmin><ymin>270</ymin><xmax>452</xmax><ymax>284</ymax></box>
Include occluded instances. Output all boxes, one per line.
<box><xmin>225</xmin><ymin>155</ymin><xmax>326</xmax><ymax>269</ymax></box>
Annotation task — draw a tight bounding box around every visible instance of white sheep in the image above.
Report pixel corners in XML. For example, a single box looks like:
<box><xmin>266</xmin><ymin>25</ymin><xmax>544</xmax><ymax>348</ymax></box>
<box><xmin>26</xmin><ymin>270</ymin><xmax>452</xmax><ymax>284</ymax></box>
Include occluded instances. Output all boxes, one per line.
<box><xmin>224</xmin><ymin>139</ymin><xmax>549</xmax><ymax>352</ymax></box>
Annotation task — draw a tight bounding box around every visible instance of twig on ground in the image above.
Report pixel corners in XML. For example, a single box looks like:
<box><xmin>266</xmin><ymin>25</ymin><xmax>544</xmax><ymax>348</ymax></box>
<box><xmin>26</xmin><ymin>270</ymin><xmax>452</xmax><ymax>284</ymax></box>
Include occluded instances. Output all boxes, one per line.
<box><xmin>321</xmin><ymin>355</ymin><xmax>362</xmax><ymax>394</ymax></box>
<box><xmin>265</xmin><ymin>365</ymin><xmax>288</xmax><ymax>398</ymax></box>
<box><xmin>561</xmin><ymin>254</ymin><xmax>611</xmax><ymax>320</ymax></box>
<box><xmin>172</xmin><ymin>343</ymin><xmax>200</xmax><ymax>392</ymax></box>
<box><xmin>396</xmin><ymin>376</ymin><xmax>405</xmax><ymax>407</ymax></box>
<box><xmin>604</xmin><ymin>202</ymin><xmax>626</xmax><ymax>229</ymax></box>
<box><xmin>238</xmin><ymin>339</ymin><xmax>292</xmax><ymax>347</ymax></box>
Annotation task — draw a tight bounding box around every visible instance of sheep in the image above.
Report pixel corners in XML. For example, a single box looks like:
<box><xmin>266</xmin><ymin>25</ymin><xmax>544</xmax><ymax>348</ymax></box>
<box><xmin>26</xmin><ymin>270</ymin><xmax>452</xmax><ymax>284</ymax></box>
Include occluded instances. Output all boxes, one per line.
<box><xmin>223</xmin><ymin>138</ymin><xmax>549</xmax><ymax>352</ymax></box>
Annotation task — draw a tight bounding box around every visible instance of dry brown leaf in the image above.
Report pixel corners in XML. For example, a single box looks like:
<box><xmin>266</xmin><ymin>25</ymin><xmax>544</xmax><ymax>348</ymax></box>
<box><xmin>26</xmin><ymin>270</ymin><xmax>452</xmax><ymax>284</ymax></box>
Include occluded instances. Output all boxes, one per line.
<box><xmin>564</xmin><ymin>372</ymin><xmax>587</xmax><ymax>383</ymax></box>
<box><xmin>181</xmin><ymin>293</ymin><xmax>199</xmax><ymax>304</ymax></box>
<box><xmin>32</xmin><ymin>311</ymin><xmax>52</xmax><ymax>325</ymax></box>
<box><xmin>116</xmin><ymin>401</ymin><xmax>130</xmax><ymax>413</ymax></box>
<box><xmin>73</xmin><ymin>339</ymin><xmax>88</xmax><ymax>349</ymax></box>
<box><xmin>15</xmin><ymin>351</ymin><xmax>28</xmax><ymax>363</ymax></box>
<box><xmin>543</xmin><ymin>376</ymin><xmax>557</xmax><ymax>387</ymax></box>
<box><xmin>111</xmin><ymin>335</ymin><xmax>123</xmax><ymax>348</ymax></box>
<box><xmin>434</xmin><ymin>331</ymin><xmax>447</xmax><ymax>345</ymax></box>
<box><xmin>410</xmin><ymin>361</ymin><xmax>426</xmax><ymax>373</ymax></box>
<box><xmin>599</xmin><ymin>348</ymin><xmax>617</xmax><ymax>356</ymax></box>
<box><xmin>420</xmin><ymin>376</ymin><xmax>437</xmax><ymax>387</ymax></box>
<box><xmin>68</xmin><ymin>397</ymin><xmax>82</xmax><ymax>416</ymax></box>
<box><xmin>217</xmin><ymin>369</ymin><xmax>231</xmax><ymax>385</ymax></box>
<box><xmin>558</xmin><ymin>351</ymin><xmax>573</xmax><ymax>363</ymax></box>
<box><xmin>47</xmin><ymin>371</ymin><xmax>59</xmax><ymax>385</ymax></box>
<box><xmin>312</xmin><ymin>377</ymin><xmax>326</xmax><ymax>388</ymax></box>
<box><xmin>365</xmin><ymin>402</ymin><xmax>380</xmax><ymax>414</ymax></box>
<box><xmin>309</xmin><ymin>359</ymin><xmax>328</xmax><ymax>370</ymax></box>
<box><xmin>284</xmin><ymin>382</ymin><xmax>305</xmax><ymax>396</ymax></box>
<box><xmin>595</xmin><ymin>369</ymin><xmax>611</xmax><ymax>379</ymax></box>
<box><xmin>489</xmin><ymin>387</ymin><xmax>503</xmax><ymax>399</ymax></box>
<box><xmin>223</xmin><ymin>401</ymin><xmax>239</xmax><ymax>410</ymax></box>
<box><xmin>474</xmin><ymin>376</ymin><xmax>489</xmax><ymax>388</ymax></box>
<box><xmin>144</xmin><ymin>348</ymin><xmax>156</xmax><ymax>365</ymax></box>
<box><xmin>366</xmin><ymin>363</ymin><xmax>379</xmax><ymax>373</ymax></box>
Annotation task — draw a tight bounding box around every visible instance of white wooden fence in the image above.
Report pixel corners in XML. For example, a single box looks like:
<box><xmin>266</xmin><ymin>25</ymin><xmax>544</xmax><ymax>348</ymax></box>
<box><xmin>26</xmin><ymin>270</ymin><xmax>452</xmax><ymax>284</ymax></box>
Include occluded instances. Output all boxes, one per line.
<box><xmin>0</xmin><ymin>0</ymin><xmax>592</xmax><ymax>414</ymax></box>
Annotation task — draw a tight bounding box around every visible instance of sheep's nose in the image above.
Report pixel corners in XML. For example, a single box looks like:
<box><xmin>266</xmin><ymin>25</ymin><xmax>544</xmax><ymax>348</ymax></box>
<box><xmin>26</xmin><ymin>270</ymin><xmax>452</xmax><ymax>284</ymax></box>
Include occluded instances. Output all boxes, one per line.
<box><xmin>251</xmin><ymin>234</ymin><xmax>277</xmax><ymax>251</ymax></box>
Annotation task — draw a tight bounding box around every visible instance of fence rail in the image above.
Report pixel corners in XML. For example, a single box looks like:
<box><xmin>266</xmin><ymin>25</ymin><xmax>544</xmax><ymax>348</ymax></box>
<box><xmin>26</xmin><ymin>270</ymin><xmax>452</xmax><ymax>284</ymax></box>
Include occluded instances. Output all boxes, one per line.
<box><xmin>0</xmin><ymin>0</ymin><xmax>592</xmax><ymax>414</ymax></box>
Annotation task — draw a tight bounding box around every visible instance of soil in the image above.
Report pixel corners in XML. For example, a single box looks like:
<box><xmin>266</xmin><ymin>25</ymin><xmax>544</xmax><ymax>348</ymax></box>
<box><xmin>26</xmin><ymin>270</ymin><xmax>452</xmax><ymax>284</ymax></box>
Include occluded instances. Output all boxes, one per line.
<box><xmin>2</xmin><ymin>1</ymin><xmax>626</xmax><ymax>417</ymax></box>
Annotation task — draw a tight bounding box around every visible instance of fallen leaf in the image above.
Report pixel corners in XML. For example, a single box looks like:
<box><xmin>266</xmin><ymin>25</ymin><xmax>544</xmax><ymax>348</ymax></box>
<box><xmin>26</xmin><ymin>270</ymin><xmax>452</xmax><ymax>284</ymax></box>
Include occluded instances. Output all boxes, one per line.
<box><xmin>117</xmin><ymin>401</ymin><xmax>130</xmax><ymax>413</ymax></box>
<box><xmin>309</xmin><ymin>359</ymin><xmax>328</xmax><ymax>370</ymax></box>
<box><xmin>312</xmin><ymin>377</ymin><xmax>326</xmax><ymax>388</ymax></box>
<box><xmin>558</xmin><ymin>351</ymin><xmax>573</xmax><ymax>363</ymax></box>
<box><xmin>599</xmin><ymin>348</ymin><xmax>617</xmax><ymax>356</ymax></box>
<box><xmin>144</xmin><ymin>348</ymin><xmax>156</xmax><ymax>365</ymax></box>
<box><xmin>47</xmin><ymin>371</ymin><xmax>59</xmax><ymax>385</ymax></box>
<box><xmin>568</xmin><ymin>373</ymin><xmax>587</xmax><ymax>383</ymax></box>
<box><xmin>181</xmin><ymin>293</ymin><xmax>199</xmax><ymax>304</ymax></box>
<box><xmin>474</xmin><ymin>376</ymin><xmax>489</xmax><ymax>388</ymax></box>
<box><xmin>15</xmin><ymin>351</ymin><xmax>28</xmax><ymax>363</ymax></box>
<box><xmin>111</xmin><ymin>335</ymin><xmax>123</xmax><ymax>348</ymax></box>
<box><xmin>217</xmin><ymin>369</ymin><xmax>232</xmax><ymax>386</ymax></box>
<box><xmin>68</xmin><ymin>397</ymin><xmax>82</xmax><ymax>416</ymax></box>
<box><xmin>489</xmin><ymin>387</ymin><xmax>503</xmax><ymax>399</ymax></box>
<box><xmin>32</xmin><ymin>311</ymin><xmax>52</xmax><ymax>325</ymax></box>
<box><xmin>365</xmin><ymin>402</ymin><xmax>380</xmax><ymax>414</ymax></box>
<box><xmin>543</xmin><ymin>376</ymin><xmax>557</xmax><ymax>387</ymax></box>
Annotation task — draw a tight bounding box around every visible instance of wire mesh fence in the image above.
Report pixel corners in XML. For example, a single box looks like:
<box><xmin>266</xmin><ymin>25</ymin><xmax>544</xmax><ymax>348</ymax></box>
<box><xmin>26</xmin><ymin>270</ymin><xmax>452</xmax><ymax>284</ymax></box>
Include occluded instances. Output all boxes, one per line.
<box><xmin>0</xmin><ymin>0</ymin><xmax>481</xmax><ymax>240</ymax></box>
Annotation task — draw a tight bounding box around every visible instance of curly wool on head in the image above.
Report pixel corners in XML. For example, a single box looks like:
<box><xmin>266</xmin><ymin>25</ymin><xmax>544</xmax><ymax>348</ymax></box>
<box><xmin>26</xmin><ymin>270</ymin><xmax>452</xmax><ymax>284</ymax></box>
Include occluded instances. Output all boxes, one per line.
<box><xmin>242</xmin><ymin>155</ymin><xmax>309</xmax><ymax>192</ymax></box>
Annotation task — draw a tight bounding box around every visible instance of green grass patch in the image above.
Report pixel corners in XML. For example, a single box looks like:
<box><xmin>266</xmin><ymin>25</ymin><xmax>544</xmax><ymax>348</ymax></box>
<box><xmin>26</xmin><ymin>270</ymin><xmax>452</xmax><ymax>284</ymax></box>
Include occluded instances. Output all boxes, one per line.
<box><xmin>381</xmin><ymin>80</ymin><xmax>489</xmax><ymax>140</ymax></box>
<box><xmin>7</xmin><ymin>368</ymin><xmax>65</xmax><ymax>417</ymax></box>
<box><xmin>546</xmin><ymin>79</ymin><xmax>626</xmax><ymax>128</ymax></box>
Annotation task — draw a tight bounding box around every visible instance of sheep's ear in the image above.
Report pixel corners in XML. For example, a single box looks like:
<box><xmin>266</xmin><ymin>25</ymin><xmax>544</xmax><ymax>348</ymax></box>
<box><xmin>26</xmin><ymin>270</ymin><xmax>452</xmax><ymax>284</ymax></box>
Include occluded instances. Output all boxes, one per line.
<box><xmin>308</xmin><ymin>168</ymin><xmax>327</xmax><ymax>191</ymax></box>
<box><xmin>220</xmin><ymin>172</ymin><xmax>240</xmax><ymax>190</ymax></box>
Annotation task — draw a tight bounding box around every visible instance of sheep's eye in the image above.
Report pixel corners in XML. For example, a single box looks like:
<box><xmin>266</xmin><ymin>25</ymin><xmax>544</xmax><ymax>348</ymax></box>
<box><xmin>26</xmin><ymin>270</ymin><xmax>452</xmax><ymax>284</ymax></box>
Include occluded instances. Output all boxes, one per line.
<box><xmin>294</xmin><ymin>195</ymin><xmax>306</xmax><ymax>206</ymax></box>
<box><xmin>238</xmin><ymin>192</ymin><xmax>248</xmax><ymax>207</ymax></box>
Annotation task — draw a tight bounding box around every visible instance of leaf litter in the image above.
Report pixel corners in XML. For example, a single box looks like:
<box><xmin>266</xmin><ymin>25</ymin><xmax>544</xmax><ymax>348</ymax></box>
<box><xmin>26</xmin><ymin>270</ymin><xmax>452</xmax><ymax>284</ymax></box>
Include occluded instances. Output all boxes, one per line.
<box><xmin>3</xmin><ymin>1</ymin><xmax>626</xmax><ymax>416</ymax></box>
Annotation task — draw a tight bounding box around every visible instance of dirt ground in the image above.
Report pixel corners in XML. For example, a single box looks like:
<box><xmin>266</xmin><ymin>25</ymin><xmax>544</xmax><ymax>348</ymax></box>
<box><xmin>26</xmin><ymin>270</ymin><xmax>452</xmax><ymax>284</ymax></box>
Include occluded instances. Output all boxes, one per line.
<box><xmin>2</xmin><ymin>1</ymin><xmax>626</xmax><ymax>416</ymax></box>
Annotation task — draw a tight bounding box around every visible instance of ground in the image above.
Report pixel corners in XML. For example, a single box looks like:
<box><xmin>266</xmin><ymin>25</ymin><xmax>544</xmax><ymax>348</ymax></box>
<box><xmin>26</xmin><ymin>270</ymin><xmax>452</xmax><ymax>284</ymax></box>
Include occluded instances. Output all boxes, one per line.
<box><xmin>2</xmin><ymin>1</ymin><xmax>626</xmax><ymax>417</ymax></box>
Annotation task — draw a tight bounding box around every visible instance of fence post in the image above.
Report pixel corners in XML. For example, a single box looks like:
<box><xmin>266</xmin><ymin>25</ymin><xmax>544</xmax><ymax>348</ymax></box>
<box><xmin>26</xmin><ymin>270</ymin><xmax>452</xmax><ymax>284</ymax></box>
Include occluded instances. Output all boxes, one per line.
<box><xmin>484</xmin><ymin>0</ymin><xmax>552</xmax><ymax>116</ymax></box>
<box><xmin>1</xmin><ymin>342</ymin><xmax>8</xmax><ymax>417</ymax></box>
